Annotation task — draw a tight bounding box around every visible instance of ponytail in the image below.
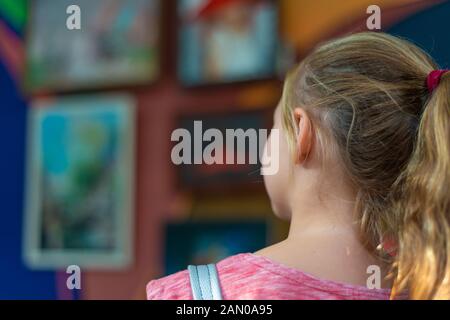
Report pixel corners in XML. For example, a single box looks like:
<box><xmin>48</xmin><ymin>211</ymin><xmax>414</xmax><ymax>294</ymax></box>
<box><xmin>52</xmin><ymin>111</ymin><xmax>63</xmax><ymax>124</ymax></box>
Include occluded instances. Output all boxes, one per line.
<box><xmin>391</xmin><ymin>72</ymin><xmax>450</xmax><ymax>299</ymax></box>
<box><xmin>283</xmin><ymin>32</ymin><xmax>450</xmax><ymax>299</ymax></box>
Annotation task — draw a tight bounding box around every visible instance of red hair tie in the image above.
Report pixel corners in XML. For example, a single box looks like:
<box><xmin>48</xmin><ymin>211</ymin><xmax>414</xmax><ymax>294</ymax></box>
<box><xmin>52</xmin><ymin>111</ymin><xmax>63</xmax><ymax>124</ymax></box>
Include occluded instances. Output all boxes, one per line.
<box><xmin>427</xmin><ymin>69</ymin><xmax>449</xmax><ymax>93</ymax></box>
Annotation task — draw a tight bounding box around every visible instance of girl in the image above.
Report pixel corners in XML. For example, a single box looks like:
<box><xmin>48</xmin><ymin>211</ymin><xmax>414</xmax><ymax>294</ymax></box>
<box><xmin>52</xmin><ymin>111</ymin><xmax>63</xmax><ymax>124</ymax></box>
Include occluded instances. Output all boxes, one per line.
<box><xmin>147</xmin><ymin>32</ymin><xmax>449</xmax><ymax>300</ymax></box>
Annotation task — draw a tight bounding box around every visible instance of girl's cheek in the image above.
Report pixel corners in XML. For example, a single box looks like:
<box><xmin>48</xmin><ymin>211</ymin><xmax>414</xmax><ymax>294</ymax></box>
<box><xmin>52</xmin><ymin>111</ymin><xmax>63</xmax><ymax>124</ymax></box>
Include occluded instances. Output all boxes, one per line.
<box><xmin>263</xmin><ymin>129</ymin><xmax>292</xmax><ymax>220</ymax></box>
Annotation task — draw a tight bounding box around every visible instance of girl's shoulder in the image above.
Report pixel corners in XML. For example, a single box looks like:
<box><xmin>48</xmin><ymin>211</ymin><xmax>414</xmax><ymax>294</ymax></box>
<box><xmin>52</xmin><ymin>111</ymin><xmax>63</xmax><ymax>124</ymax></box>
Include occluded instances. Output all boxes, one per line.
<box><xmin>146</xmin><ymin>266</ymin><xmax>192</xmax><ymax>300</ymax></box>
<box><xmin>146</xmin><ymin>252</ymin><xmax>400</xmax><ymax>300</ymax></box>
<box><xmin>146</xmin><ymin>253</ymin><xmax>254</xmax><ymax>300</ymax></box>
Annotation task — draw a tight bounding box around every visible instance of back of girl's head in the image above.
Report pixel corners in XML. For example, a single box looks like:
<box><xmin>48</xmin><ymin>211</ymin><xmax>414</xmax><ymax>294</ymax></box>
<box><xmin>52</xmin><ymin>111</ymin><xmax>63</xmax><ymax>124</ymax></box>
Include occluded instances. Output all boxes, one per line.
<box><xmin>281</xmin><ymin>32</ymin><xmax>450</xmax><ymax>299</ymax></box>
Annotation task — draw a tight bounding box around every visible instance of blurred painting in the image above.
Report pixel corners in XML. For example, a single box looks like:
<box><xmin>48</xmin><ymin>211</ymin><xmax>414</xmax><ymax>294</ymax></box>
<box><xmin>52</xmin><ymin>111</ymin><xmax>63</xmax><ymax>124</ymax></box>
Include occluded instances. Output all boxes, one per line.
<box><xmin>178</xmin><ymin>0</ymin><xmax>278</xmax><ymax>85</ymax></box>
<box><xmin>26</xmin><ymin>0</ymin><xmax>160</xmax><ymax>92</ymax></box>
<box><xmin>24</xmin><ymin>95</ymin><xmax>135</xmax><ymax>269</ymax></box>
<box><xmin>176</xmin><ymin>109</ymin><xmax>270</xmax><ymax>190</ymax></box>
<box><xmin>165</xmin><ymin>220</ymin><xmax>267</xmax><ymax>274</ymax></box>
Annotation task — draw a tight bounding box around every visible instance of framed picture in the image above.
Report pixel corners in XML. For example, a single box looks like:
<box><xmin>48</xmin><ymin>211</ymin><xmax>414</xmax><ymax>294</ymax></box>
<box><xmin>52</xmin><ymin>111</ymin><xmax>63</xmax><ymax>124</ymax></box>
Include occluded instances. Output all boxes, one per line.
<box><xmin>177</xmin><ymin>0</ymin><xmax>279</xmax><ymax>86</ymax></box>
<box><xmin>26</xmin><ymin>0</ymin><xmax>160</xmax><ymax>92</ymax></box>
<box><xmin>174</xmin><ymin>108</ymin><xmax>272</xmax><ymax>191</ymax></box>
<box><xmin>24</xmin><ymin>94</ymin><xmax>135</xmax><ymax>269</ymax></box>
<box><xmin>165</xmin><ymin>220</ymin><xmax>267</xmax><ymax>274</ymax></box>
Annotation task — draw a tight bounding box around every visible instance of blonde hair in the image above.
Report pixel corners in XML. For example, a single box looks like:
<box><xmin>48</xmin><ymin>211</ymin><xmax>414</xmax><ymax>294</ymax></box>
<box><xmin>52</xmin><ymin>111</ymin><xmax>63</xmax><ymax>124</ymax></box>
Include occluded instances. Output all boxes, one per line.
<box><xmin>281</xmin><ymin>32</ymin><xmax>450</xmax><ymax>299</ymax></box>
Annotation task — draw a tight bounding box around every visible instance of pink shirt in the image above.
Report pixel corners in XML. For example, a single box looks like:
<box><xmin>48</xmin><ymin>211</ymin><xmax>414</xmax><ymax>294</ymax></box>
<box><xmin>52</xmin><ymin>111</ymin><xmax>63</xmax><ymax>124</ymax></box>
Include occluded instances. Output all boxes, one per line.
<box><xmin>147</xmin><ymin>253</ymin><xmax>403</xmax><ymax>300</ymax></box>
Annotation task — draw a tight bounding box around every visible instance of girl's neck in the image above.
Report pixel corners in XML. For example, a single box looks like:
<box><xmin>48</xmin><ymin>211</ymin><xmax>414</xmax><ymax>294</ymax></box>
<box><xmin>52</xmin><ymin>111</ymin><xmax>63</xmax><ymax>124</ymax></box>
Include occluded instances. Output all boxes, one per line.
<box><xmin>257</xmin><ymin>190</ymin><xmax>392</xmax><ymax>288</ymax></box>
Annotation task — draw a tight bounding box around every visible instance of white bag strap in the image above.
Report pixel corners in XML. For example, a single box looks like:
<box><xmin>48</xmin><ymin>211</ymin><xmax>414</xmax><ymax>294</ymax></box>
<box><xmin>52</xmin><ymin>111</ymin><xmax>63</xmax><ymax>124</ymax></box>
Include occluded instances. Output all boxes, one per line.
<box><xmin>188</xmin><ymin>264</ymin><xmax>223</xmax><ymax>300</ymax></box>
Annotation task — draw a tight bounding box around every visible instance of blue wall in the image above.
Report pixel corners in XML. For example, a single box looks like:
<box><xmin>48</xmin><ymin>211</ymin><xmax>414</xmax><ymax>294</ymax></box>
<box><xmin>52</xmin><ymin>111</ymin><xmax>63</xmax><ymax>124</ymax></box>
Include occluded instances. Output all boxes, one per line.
<box><xmin>389</xmin><ymin>1</ymin><xmax>450</xmax><ymax>67</ymax></box>
<box><xmin>0</xmin><ymin>60</ymin><xmax>57</xmax><ymax>299</ymax></box>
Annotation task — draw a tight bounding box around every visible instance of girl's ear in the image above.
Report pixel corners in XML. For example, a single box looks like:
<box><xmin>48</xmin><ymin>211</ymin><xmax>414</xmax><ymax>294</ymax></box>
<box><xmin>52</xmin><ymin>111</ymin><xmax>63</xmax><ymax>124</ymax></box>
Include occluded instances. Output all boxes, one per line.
<box><xmin>293</xmin><ymin>107</ymin><xmax>313</xmax><ymax>164</ymax></box>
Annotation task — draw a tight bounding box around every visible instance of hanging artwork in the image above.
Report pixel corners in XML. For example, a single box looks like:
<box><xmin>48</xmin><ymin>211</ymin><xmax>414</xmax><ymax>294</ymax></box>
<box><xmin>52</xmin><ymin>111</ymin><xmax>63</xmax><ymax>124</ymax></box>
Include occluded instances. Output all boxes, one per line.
<box><xmin>174</xmin><ymin>109</ymin><xmax>272</xmax><ymax>191</ymax></box>
<box><xmin>26</xmin><ymin>0</ymin><xmax>160</xmax><ymax>92</ymax></box>
<box><xmin>24</xmin><ymin>94</ymin><xmax>135</xmax><ymax>269</ymax></box>
<box><xmin>178</xmin><ymin>0</ymin><xmax>278</xmax><ymax>85</ymax></box>
<box><xmin>165</xmin><ymin>220</ymin><xmax>267</xmax><ymax>274</ymax></box>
